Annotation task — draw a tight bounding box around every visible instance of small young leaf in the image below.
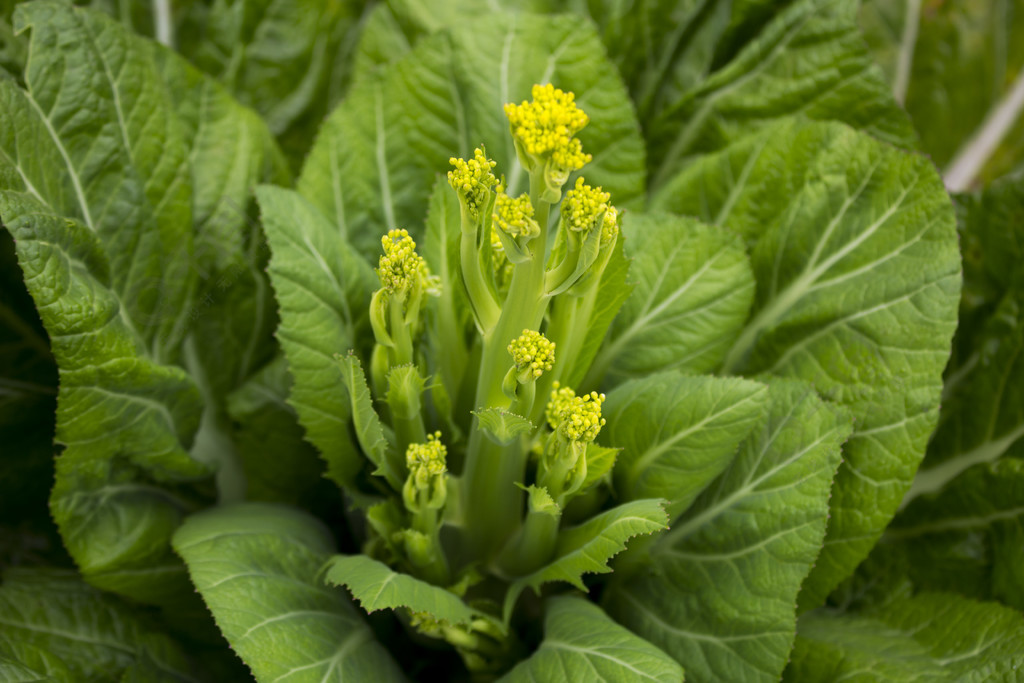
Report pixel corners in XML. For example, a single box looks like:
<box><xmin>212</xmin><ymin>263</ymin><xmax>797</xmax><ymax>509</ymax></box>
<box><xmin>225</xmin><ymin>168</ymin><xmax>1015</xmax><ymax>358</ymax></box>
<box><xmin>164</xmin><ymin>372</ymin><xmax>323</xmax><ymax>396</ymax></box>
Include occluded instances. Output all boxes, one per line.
<box><xmin>323</xmin><ymin>554</ymin><xmax>486</xmax><ymax>628</ymax></box>
<box><xmin>473</xmin><ymin>408</ymin><xmax>534</xmax><ymax>446</ymax></box>
<box><xmin>338</xmin><ymin>352</ymin><xmax>400</xmax><ymax>490</ymax></box>
<box><xmin>505</xmin><ymin>499</ymin><xmax>667</xmax><ymax>622</ymax></box>
<box><xmin>579</xmin><ymin>444</ymin><xmax>619</xmax><ymax>493</ymax></box>
<box><xmin>498</xmin><ymin>597</ymin><xmax>683</xmax><ymax>683</ymax></box>
<box><xmin>173</xmin><ymin>503</ymin><xmax>404</xmax><ymax>682</ymax></box>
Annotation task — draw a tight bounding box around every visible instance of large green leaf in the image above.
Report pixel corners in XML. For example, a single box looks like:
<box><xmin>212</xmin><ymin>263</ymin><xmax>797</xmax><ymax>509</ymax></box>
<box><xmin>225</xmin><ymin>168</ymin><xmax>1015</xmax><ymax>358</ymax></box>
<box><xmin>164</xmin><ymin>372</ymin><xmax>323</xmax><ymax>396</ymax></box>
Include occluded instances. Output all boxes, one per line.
<box><xmin>860</xmin><ymin>0</ymin><xmax>1024</xmax><ymax>189</ymax></box>
<box><xmin>505</xmin><ymin>499</ymin><xmax>667</xmax><ymax>621</ymax></box>
<box><xmin>637</xmin><ymin>0</ymin><xmax>916</xmax><ymax>195</ymax></box>
<box><xmin>0</xmin><ymin>3</ymin><xmax>296</xmax><ymax>604</ymax></box>
<box><xmin>907</xmin><ymin>284</ymin><xmax>1024</xmax><ymax>501</ymax></box>
<box><xmin>606</xmin><ymin>379</ymin><xmax>852</xmax><ymax>683</ymax></box>
<box><xmin>592</xmin><ymin>213</ymin><xmax>754</xmax><ymax>382</ymax></box>
<box><xmin>175</xmin><ymin>0</ymin><xmax>364</xmax><ymax>166</ymax></box>
<box><xmin>173</xmin><ymin>503</ymin><xmax>405</xmax><ymax>682</ymax></box>
<box><xmin>876</xmin><ymin>459</ymin><xmax>1024</xmax><ymax>613</ymax></box>
<box><xmin>324</xmin><ymin>554</ymin><xmax>485</xmax><ymax>627</ymax></box>
<box><xmin>298</xmin><ymin>12</ymin><xmax>645</xmax><ymax>259</ymax></box>
<box><xmin>653</xmin><ymin>118</ymin><xmax>961</xmax><ymax>606</ymax></box>
<box><xmin>498</xmin><ymin>597</ymin><xmax>683</xmax><ymax>683</ymax></box>
<box><xmin>2</xmin><ymin>192</ymin><xmax>208</xmax><ymax>604</ymax></box>
<box><xmin>154</xmin><ymin>44</ymin><xmax>291</xmax><ymax>400</ymax></box>
<box><xmin>604</xmin><ymin>372</ymin><xmax>767</xmax><ymax>519</ymax></box>
<box><xmin>786</xmin><ymin>593</ymin><xmax>1024</xmax><ymax>682</ymax></box>
<box><xmin>256</xmin><ymin>184</ymin><xmax>377</xmax><ymax>489</ymax></box>
<box><xmin>0</xmin><ymin>570</ymin><xmax>198</xmax><ymax>682</ymax></box>
<box><xmin>11</xmin><ymin>1</ymin><xmax>196</xmax><ymax>358</ymax></box>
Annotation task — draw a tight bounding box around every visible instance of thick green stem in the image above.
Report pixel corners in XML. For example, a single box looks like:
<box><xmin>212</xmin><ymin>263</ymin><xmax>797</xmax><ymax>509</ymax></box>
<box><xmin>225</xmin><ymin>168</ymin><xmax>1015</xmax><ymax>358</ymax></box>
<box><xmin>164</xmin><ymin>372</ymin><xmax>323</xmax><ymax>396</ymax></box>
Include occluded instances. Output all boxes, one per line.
<box><xmin>461</xmin><ymin>173</ymin><xmax>553</xmax><ymax>562</ymax></box>
<box><xmin>496</xmin><ymin>507</ymin><xmax>559</xmax><ymax>577</ymax></box>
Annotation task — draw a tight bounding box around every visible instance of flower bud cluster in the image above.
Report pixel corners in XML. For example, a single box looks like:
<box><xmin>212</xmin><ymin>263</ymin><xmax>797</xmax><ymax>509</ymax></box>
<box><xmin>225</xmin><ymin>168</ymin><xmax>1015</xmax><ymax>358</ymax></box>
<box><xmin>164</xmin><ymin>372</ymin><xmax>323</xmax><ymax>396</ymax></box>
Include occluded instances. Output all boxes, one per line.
<box><xmin>504</xmin><ymin>84</ymin><xmax>591</xmax><ymax>171</ymax></box>
<box><xmin>378</xmin><ymin>229</ymin><xmax>428</xmax><ymax>294</ymax></box>
<box><xmin>448</xmin><ymin>148</ymin><xmax>498</xmax><ymax>219</ymax></box>
<box><xmin>546</xmin><ymin>383</ymin><xmax>605</xmax><ymax>443</ymax></box>
<box><xmin>562</xmin><ymin>177</ymin><xmax>612</xmax><ymax>235</ymax></box>
<box><xmin>508</xmin><ymin>329</ymin><xmax>555</xmax><ymax>379</ymax></box>
<box><xmin>493</xmin><ymin>189</ymin><xmax>540</xmax><ymax>239</ymax></box>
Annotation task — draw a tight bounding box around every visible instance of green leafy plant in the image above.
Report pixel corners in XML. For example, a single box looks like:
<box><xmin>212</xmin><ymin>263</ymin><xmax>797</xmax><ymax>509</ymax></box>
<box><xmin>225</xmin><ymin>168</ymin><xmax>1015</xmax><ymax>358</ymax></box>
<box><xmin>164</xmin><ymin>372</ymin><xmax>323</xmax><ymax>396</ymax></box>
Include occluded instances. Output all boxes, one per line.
<box><xmin>7</xmin><ymin>0</ymin><xmax>1020</xmax><ymax>681</ymax></box>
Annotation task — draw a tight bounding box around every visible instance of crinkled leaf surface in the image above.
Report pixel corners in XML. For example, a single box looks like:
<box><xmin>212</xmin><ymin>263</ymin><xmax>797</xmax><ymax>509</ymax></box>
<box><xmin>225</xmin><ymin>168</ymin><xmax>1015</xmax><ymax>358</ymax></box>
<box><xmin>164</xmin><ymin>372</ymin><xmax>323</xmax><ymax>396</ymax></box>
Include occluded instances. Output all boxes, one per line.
<box><xmin>498</xmin><ymin>597</ymin><xmax>683</xmax><ymax>683</ymax></box>
<box><xmin>1</xmin><ymin>3</ymin><xmax>292</xmax><ymax>604</ymax></box>
<box><xmin>505</xmin><ymin>499</ymin><xmax>667</xmax><ymax>621</ymax></box>
<box><xmin>12</xmin><ymin>1</ymin><xmax>195</xmax><ymax>357</ymax></box>
<box><xmin>604</xmin><ymin>372</ymin><xmax>767</xmax><ymax>519</ymax></box>
<box><xmin>256</xmin><ymin>184</ymin><xmax>377</xmax><ymax>489</ymax></box>
<box><xmin>0</xmin><ymin>570</ymin><xmax>197</xmax><ymax>682</ymax></box>
<box><xmin>324</xmin><ymin>554</ymin><xmax>485</xmax><ymax>627</ymax></box>
<box><xmin>1</xmin><ymin>192</ymin><xmax>207</xmax><ymax>604</ymax></box>
<box><xmin>786</xmin><ymin>593</ymin><xmax>1024</xmax><ymax>682</ymax></box>
<box><xmin>879</xmin><ymin>459</ymin><xmax>1024</xmax><ymax>612</ymax></box>
<box><xmin>594</xmin><ymin>213</ymin><xmax>755</xmax><ymax>382</ymax></box>
<box><xmin>908</xmin><ymin>283</ymin><xmax>1024</xmax><ymax>501</ymax></box>
<box><xmin>298</xmin><ymin>12</ymin><xmax>645</xmax><ymax>259</ymax></box>
<box><xmin>176</xmin><ymin>0</ymin><xmax>363</xmax><ymax>165</ymax></box>
<box><xmin>606</xmin><ymin>379</ymin><xmax>852</xmax><ymax>683</ymax></box>
<box><xmin>860</xmin><ymin>0</ymin><xmax>1024</xmax><ymax>188</ymax></box>
<box><xmin>634</xmin><ymin>0</ymin><xmax>916</xmax><ymax>195</ymax></box>
<box><xmin>154</xmin><ymin>45</ymin><xmax>291</xmax><ymax>401</ymax></box>
<box><xmin>173</xmin><ymin>503</ymin><xmax>404</xmax><ymax>682</ymax></box>
<box><xmin>654</xmin><ymin>118</ymin><xmax>961</xmax><ymax>606</ymax></box>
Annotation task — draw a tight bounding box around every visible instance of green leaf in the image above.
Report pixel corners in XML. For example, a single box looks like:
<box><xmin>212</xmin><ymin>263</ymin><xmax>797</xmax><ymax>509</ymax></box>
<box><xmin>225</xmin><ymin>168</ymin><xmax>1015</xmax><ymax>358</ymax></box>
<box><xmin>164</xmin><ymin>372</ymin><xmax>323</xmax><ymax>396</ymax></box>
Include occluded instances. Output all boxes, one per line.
<box><xmin>786</xmin><ymin>593</ymin><xmax>1024</xmax><ymax>682</ymax></box>
<box><xmin>498</xmin><ymin>596</ymin><xmax>683</xmax><ymax>683</ymax></box>
<box><xmin>605</xmin><ymin>372</ymin><xmax>767</xmax><ymax>519</ymax></box>
<box><xmin>654</xmin><ymin>118</ymin><xmax>961</xmax><ymax>606</ymax></box>
<box><xmin>2</xmin><ymin>193</ymin><xmax>208</xmax><ymax>604</ymax></box>
<box><xmin>175</xmin><ymin>0</ymin><xmax>362</xmax><ymax>166</ymax></box>
<box><xmin>0</xmin><ymin>641</ymin><xmax>71</xmax><ymax>682</ymax></box>
<box><xmin>226</xmin><ymin>355</ymin><xmax>324</xmax><ymax>505</ymax></box>
<box><xmin>860</xmin><ymin>0</ymin><xmax>1024</xmax><ymax>189</ymax></box>
<box><xmin>473</xmin><ymin>408</ymin><xmax>534</xmax><ymax>446</ymax></box>
<box><xmin>505</xmin><ymin>499</ymin><xmax>667</xmax><ymax>621</ymax></box>
<box><xmin>154</xmin><ymin>43</ymin><xmax>291</xmax><ymax>400</ymax></box>
<box><xmin>339</xmin><ymin>352</ymin><xmax>401</xmax><ymax>490</ymax></box>
<box><xmin>298</xmin><ymin>12</ymin><xmax>645</xmax><ymax>259</ymax></box>
<box><xmin>324</xmin><ymin>554</ymin><xmax>485</xmax><ymax>627</ymax></box>
<box><xmin>641</xmin><ymin>0</ymin><xmax>916</xmax><ymax>195</ymax></box>
<box><xmin>594</xmin><ymin>213</ymin><xmax>754</xmax><ymax>382</ymax></box>
<box><xmin>256</xmin><ymin>184</ymin><xmax>377</xmax><ymax>489</ymax></box>
<box><xmin>883</xmin><ymin>459</ymin><xmax>1024</xmax><ymax>612</ymax></box>
<box><xmin>11</xmin><ymin>1</ymin><xmax>196</xmax><ymax>358</ymax></box>
<box><xmin>579</xmin><ymin>444</ymin><xmax>619</xmax><ymax>493</ymax></box>
<box><xmin>908</xmin><ymin>284</ymin><xmax>1024</xmax><ymax>501</ymax></box>
<box><xmin>0</xmin><ymin>570</ymin><xmax>198</xmax><ymax>682</ymax></box>
<box><xmin>606</xmin><ymin>379</ymin><xmax>852</xmax><ymax>683</ymax></box>
<box><xmin>173</xmin><ymin>503</ymin><xmax>405</xmax><ymax>682</ymax></box>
